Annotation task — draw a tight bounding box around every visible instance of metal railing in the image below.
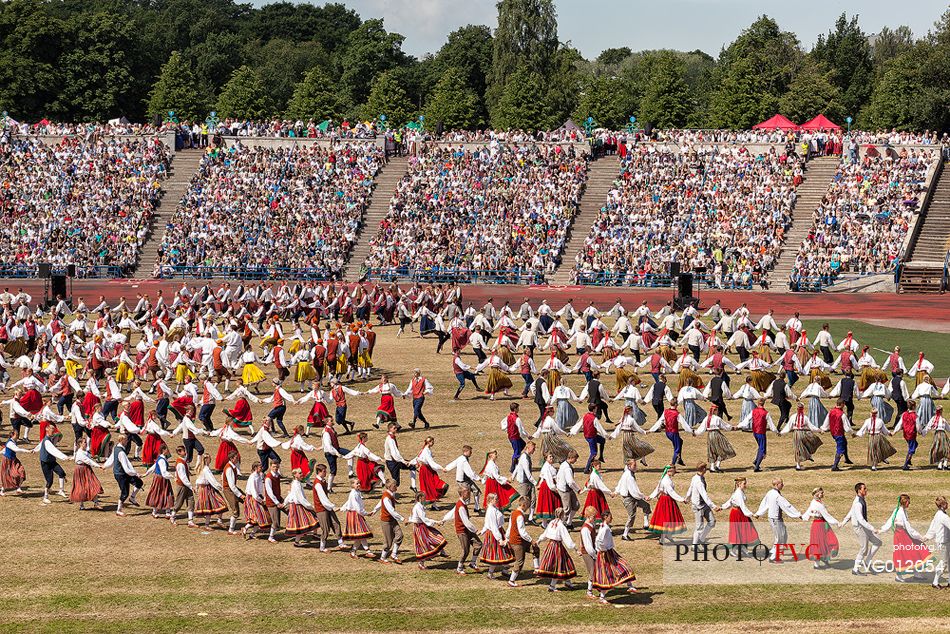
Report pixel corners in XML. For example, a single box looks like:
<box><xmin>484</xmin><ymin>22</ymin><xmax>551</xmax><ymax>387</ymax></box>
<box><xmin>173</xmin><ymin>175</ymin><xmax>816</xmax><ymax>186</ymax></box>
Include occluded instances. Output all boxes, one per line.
<box><xmin>574</xmin><ymin>270</ymin><xmax>756</xmax><ymax>290</ymax></box>
<box><xmin>0</xmin><ymin>265</ymin><xmax>126</xmax><ymax>279</ymax></box>
<box><xmin>365</xmin><ymin>267</ymin><xmax>545</xmax><ymax>285</ymax></box>
<box><xmin>156</xmin><ymin>266</ymin><xmax>340</xmax><ymax>281</ymax></box>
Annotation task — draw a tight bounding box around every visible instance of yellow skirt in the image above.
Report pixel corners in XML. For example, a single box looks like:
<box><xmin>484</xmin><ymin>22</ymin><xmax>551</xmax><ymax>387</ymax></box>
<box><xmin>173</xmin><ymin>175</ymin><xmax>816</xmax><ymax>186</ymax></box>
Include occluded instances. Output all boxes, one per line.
<box><xmin>916</xmin><ymin>371</ymin><xmax>931</xmax><ymax>387</ymax></box>
<box><xmin>750</xmin><ymin>370</ymin><xmax>775</xmax><ymax>393</ymax></box>
<box><xmin>336</xmin><ymin>356</ymin><xmax>349</xmax><ymax>374</ymax></box>
<box><xmin>65</xmin><ymin>359</ymin><xmax>82</xmax><ymax>378</ymax></box>
<box><xmin>497</xmin><ymin>346</ymin><xmax>515</xmax><ymax>367</ymax></box>
<box><xmin>358</xmin><ymin>350</ymin><xmax>373</xmax><ymax>369</ymax></box>
<box><xmin>679</xmin><ymin>367</ymin><xmax>703</xmax><ymax>389</ymax></box>
<box><xmin>288</xmin><ymin>339</ymin><xmax>302</xmax><ymax>354</ymax></box>
<box><xmin>859</xmin><ymin>367</ymin><xmax>887</xmax><ymax>392</ymax></box>
<box><xmin>166</xmin><ymin>327</ymin><xmax>184</xmax><ymax>342</ymax></box>
<box><xmin>295</xmin><ymin>361</ymin><xmax>316</xmax><ymax>383</ymax></box>
<box><xmin>615</xmin><ymin>366</ymin><xmax>641</xmax><ymax>390</ymax></box>
<box><xmin>175</xmin><ymin>363</ymin><xmax>195</xmax><ymax>384</ymax></box>
<box><xmin>658</xmin><ymin>345</ymin><xmax>676</xmax><ymax>363</ymax></box>
<box><xmin>546</xmin><ymin>370</ymin><xmax>561</xmax><ymax>395</ymax></box>
<box><xmin>486</xmin><ymin>367</ymin><xmax>513</xmax><ymax>394</ymax></box>
<box><xmin>809</xmin><ymin>369</ymin><xmax>832</xmax><ymax>390</ymax></box>
<box><xmin>242</xmin><ymin>363</ymin><xmax>266</xmax><ymax>385</ymax></box>
<box><xmin>116</xmin><ymin>361</ymin><xmax>134</xmax><ymax>384</ymax></box>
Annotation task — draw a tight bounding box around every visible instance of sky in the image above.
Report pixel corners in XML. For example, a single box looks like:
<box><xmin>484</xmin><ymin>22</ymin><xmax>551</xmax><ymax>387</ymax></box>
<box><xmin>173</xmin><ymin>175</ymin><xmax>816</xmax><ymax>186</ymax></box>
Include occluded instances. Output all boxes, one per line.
<box><xmin>252</xmin><ymin>0</ymin><xmax>948</xmax><ymax>59</ymax></box>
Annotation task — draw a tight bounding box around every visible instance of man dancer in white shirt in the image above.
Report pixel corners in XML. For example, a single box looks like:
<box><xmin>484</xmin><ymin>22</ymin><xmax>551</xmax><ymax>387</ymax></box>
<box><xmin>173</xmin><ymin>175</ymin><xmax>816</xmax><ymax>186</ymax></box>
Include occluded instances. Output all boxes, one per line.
<box><xmin>614</xmin><ymin>459</ymin><xmax>651</xmax><ymax>539</ymax></box>
<box><xmin>754</xmin><ymin>478</ymin><xmax>801</xmax><ymax>562</ymax></box>
<box><xmin>841</xmin><ymin>482</ymin><xmax>881</xmax><ymax>575</ymax></box>
<box><xmin>686</xmin><ymin>463</ymin><xmax>719</xmax><ymax>544</ymax></box>
<box><xmin>923</xmin><ymin>496</ymin><xmax>950</xmax><ymax>588</ymax></box>
<box><xmin>556</xmin><ymin>451</ymin><xmax>581</xmax><ymax>528</ymax></box>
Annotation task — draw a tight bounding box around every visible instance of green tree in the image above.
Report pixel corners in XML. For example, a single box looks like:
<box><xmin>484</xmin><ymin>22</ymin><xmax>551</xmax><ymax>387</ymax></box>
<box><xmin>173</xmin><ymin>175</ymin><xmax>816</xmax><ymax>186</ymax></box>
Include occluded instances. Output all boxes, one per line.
<box><xmin>709</xmin><ymin>16</ymin><xmax>802</xmax><ymax>128</ymax></box>
<box><xmin>431</xmin><ymin>25</ymin><xmax>493</xmax><ymax>120</ymax></box>
<box><xmin>339</xmin><ymin>19</ymin><xmax>407</xmax><ymax>105</ymax></box>
<box><xmin>358</xmin><ymin>70</ymin><xmax>415</xmax><ymax>126</ymax></box>
<box><xmin>596</xmin><ymin>47</ymin><xmax>633</xmax><ymax>66</ymax></box>
<box><xmin>573</xmin><ymin>75</ymin><xmax>634</xmax><ymax>130</ymax></box>
<box><xmin>285</xmin><ymin>67</ymin><xmax>347</xmax><ymax>121</ymax></box>
<box><xmin>0</xmin><ymin>0</ymin><xmax>66</xmax><ymax>120</ymax></box>
<box><xmin>245</xmin><ymin>38</ymin><xmax>330</xmax><ymax>114</ymax></box>
<box><xmin>812</xmin><ymin>13</ymin><xmax>874</xmax><ymax>119</ymax></box>
<box><xmin>491</xmin><ymin>67</ymin><xmax>553</xmax><ymax>131</ymax></box>
<box><xmin>488</xmin><ymin>0</ymin><xmax>559</xmax><ymax>113</ymax></box>
<box><xmin>186</xmin><ymin>32</ymin><xmax>245</xmax><ymax>97</ymax></box>
<box><xmin>242</xmin><ymin>1</ymin><xmax>360</xmax><ymax>51</ymax></box>
<box><xmin>215</xmin><ymin>65</ymin><xmax>274</xmax><ymax>119</ymax></box>
<box><xmin>638</xmin><ymin>52</ymin><xmax>694</xmax><ymax>128</ymax></box>
<box><xmin>779</xmin><ymin>57</ymin><xmax>843</xmax><ymax>122</ymax></box>
<box><xmin>872</xmin><ymin>26</ymin><xmax>915</xmax><ymax>70</ymax></box>
<box><xmin>147</xmin><ymin>51</ymin><xmax>207</xmax><ymax>122</ymax></box>
<box><xmin>423</xmin><ymin>67</ymin><xmax>482</xmax><ymax>129</ymax></box>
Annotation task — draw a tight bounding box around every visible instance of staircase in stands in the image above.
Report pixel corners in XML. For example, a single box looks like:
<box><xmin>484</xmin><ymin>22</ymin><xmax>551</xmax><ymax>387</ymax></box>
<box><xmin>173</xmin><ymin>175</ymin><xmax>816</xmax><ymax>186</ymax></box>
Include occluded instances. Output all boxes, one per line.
<box><xmin>342</xmin><ymin>155</ymin><xmax>409</xmax><ymax>282</ymax></box>
<box><xmin>899</xmin><ymin>159</ymin><xmax>950</xmax><ymax>293</ymax></box>
<box><xmin>134</xmin><ymin>149</ymin><xmax>205</xmax><ymax>279</ymax></box>
<box><xmin>549</xmin><ymin>156</ymin><xmax>620</xmax><ymax>285</ymax></box>
<box><xmin>767</xmin><ymin>155</ymin><xmax>840</xmax><ymax>289</ymax></box>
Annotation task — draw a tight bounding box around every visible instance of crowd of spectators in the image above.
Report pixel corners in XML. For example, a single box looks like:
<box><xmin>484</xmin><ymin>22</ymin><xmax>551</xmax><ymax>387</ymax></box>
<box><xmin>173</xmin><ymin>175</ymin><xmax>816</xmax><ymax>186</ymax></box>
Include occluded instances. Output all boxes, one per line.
<box><xmin>790</xmin><ymin>148</ymin><xmax>937</xmax><ymax>288</ymax></box>
<box><xmin>363</xmin><ymin>143</ymin><xmax>588</xmax><ymax>279</ymax></box>
<box><xmin>571</xmin><ymin>143</ymin><xmax>804</xmax><ymax>288</ymax></box>
<box><xmin>0</xmin><ymin>136</ymin><xmax>169</xmax><ymax>275</ymax></box>
<box><xmin>155</xmin><ymin>141</ymin><xmax>383</xmax><ymax>279</ymax></box>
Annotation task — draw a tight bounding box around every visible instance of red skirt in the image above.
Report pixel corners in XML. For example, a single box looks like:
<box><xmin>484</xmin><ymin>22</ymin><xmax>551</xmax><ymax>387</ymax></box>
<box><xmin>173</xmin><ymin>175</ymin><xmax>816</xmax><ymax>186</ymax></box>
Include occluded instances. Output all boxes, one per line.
<box><xmin>0</xmin><ymin>456</ymin><xmax>25</xmax><ymax>489</ymax></box>
<box><xmin>647</xmin><ymin>494</ymin><xmax>686</xmax><ymax>536</ymax></box>
<box><xmin>214</xmin><ymin>439</ymin><xmax>238</xmax><ymax>471</ymax></box>
<box><xmin>418</xmin><ymin>463</ymin><xmax>448</xmax><ymax>502</ymax></box>
<box><xmin>484</xmin><ymin>477</ymin><xmax>518</xmax><ymax>510</ymax></box>
<box><xmin>809</xmin><ymin>519</ymin><xmax>839</xmax><ymax>561</ymax></box>
<box><xmin>534</xmin><ymin>480</ymin><xmax>560</xmax><ymax>521</ymax></box>
<box><xmin>307</xmin><ymin>401</ymin><xmax>329</xmax><ymax>424</ymax></box>
<box><xmin>141</xmin><ymin>433</ymin><xmax>164</xmax><ymax>467</ymax></box>
<box><xmin>480</xmin><ymin>531</ymin><xmax>515</xmax><ymax>565</ymax></box>
<box><xmin>171</xmin><ymin>395</ymin><xmax>193</xmax><ymax>416</ymax></box>
<box><xmin>592</xmin><ymin>549</ymin><xmax>636</xmax><ymax>590</ymax></box>
<box><xmin>19</xmin><ymin>389</ymin><xmax>43</xmax><ymax>414</ymax></box>
<box><xmin>728</xmin><ymin>508</ymin><xmax>760</xmax><ymax>546</ymax></box>
<box><xmin>355</xmin><ymin>457</ymin><xmax>381</xmax><ymax>492</ymax></box>
<box><xmin>451</xmin><ymin>327</ymin><xmax>470</xmax><ymax>352</ymax></box>
<box><xmin>145</xmin><ymin>475</ymin><xmax>174</xmax><ymax>510</ymax></box>
<box><xmin>893</xmin><ymin>526</ymin><xmax>931</xmax><ymax>577</ymax></box>
<box><xmin>285</xmin><ymin>503</ymin><xmax>319</xmax><ymax>536</ymax></box>
<box><xmin>69</xmin><ymin>464</ymin><xmax>103</xmax><ymax>503</ymax></box>
<box><xmin>583</xmin><ymin>489</ymin><xmax>610</xmax><ymax>519</ymax></box>
<box><xmin>343</xmin><ymin>510</ymin><xmax>372</xmax><ymax>540</ymax></box>
<box><xmin>227</xmin><ymin>399</ymin><xmax>253</xmax><ymax>425</ymax></box>
<box><xmin>376</xmin><ymin>394</ymin><xmax>396</xmax><ymax>422</ymax></box>
<box><xmin>290</xmin><ymin>449</ymin><xmax>313</xmax><ymax>480</ymax></box>
<box><xmin>243</xmin><ymin>496</ymin><xmax>271</xmax><ymax>528</ymax></box>
<box><xmin>535</xmin><ymin>540</ymin><xmax>576</xmax><ymax>579</ymax></box>
<box><xmin>413</xmin><ymin>523</ymin><xmax>448</xmax><ymax>560</ymax></box>
<box><xmin>90</xmin><ymin>427</ymin><xmax>111</xmax><ymax>458</ymax></box>
<box><xmin>194</xmin><ymin>484</ymin><xmax>227</xmax><ymax>516</ymax></box>
<box><xmin>80</xmin><ymin>392</ymin><xmax>101</xmax><ymax>418</ymax></box>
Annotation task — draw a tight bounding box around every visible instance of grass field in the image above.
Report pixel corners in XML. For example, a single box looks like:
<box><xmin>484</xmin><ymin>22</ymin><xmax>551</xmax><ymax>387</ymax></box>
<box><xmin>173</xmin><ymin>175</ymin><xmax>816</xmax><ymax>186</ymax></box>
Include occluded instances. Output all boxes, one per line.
<box><xmin>3</xmin><ymin>315</ymin><xmax>950</xmax><ymax>633</ymax></box>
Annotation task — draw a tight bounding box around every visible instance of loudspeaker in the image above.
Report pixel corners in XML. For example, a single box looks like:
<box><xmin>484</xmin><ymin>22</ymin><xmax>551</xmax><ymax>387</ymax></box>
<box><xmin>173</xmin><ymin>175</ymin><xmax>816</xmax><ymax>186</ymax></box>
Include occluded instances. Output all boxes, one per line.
<box><xmin>37</xmin><ymin>262</ymin><xmax>51</xmax><ymax>278</ymax></box>
<box><xmin>677</xmin><ymin>273</ymin><xmax>693</xmax><ymax>299</ymax></box>
<box><xmin>669</xmin><ymin>261</ymin><xmax>681</xmax><ymax>277</ymax></box>
<box><xmin>51</xmin><ymin>275</ymin><xmax>67</xmax><ymax>299</ymax></box>
<box><xmin>66</xmin><ymin>264</ymin><xmax>76</xmax><ymax>278</ymax></box>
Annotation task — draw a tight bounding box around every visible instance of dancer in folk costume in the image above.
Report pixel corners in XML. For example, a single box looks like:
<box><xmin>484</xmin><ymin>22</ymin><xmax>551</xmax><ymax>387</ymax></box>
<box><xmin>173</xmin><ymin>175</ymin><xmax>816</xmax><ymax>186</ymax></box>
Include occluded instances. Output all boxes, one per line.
<box><xmin>925</xmin><ymin>406</ymin><xmax>950</xmax><ymax>470</ymax></box>
<box><xmin>610</xmin><ymin>405</ymin><xmax>654</xmax><ymax>465</ymax></box>
<box><xmin>224</xmin><ymin>381</ymin><xmax>262</xmax><ymax>431</ymax></box>
<box><xmin>70</xmin><ymin>436</ymin><xmax>105</xmax><ymax>509</ymax></box>
<box><xmin>409</xmin><ymin>492</ymin><xmax>448</xmax><ymax>569</ymax></box>
<box><xmin>692</xmin><ymin>405</ymin><xmax>736</xmax><ymax>472</ymax></box>
<box><xmin>476</xmin><ymin>351</ymin><xmax>513</xmax><ymax>400</ymax></box>
<box><xmin>367</xmin><ymin>375</ymin><xmax>402</xmax><ymax>429</ymax></box>
<box><xmin>591</xmin><ymin>511</ymin><xmax>637</xmax><ymax>603</ymax></box>
<box><xmin>780</xmin><ymin>402</ymin><xmax>823</xmax><ymax>471</ymax></box>
<box><xmin>239</xmin><ymin>349</ymin><xmax>267</xmax><ymax>392</ymax></box>
<box><xmin>732</xmin><ymin>376</ymin><xmax>761</xmax><ymax>424</ymax></box>
<box><xmin>581</xmin><ymin>460</ymin><xmax>612</xmax><ymax>518</ymax></box>
<box><xmin>194</xmin><ymin>454</ymin><xmax>228</xmax><ymax>528</ymax></box>
<box><xmin>648</xmin><ymin>404</ymin><xmax>691</xmax><ymax>467</ymax></box>
<box><xmin>803</xmin><ymin>350</ymin><xmax>833</xmax><ymax>390</ymax></box>
<box><xmin>480</xmin><ymin>449</ymin><xmax>518</xmax><ymax>510</ymax></box>
<box><xmin>855</xmin><ymin>410</ymin><xmax>897</xmax><ymax>471</ymax></box>
<box><xmin>145</xmin><ymin>444</ymin><xmax>175</xmax><ymax>517</ymax></box>
<box><xmin>284</xmin><ymin>468</ymin><xmax>320</xmax><ymax>546</ymax></box>
<box><xmin>647</xmin><ymin>465</ymin><xmax>687</xmax><ymax>542</ymax></box>
<box><xmin>141</xmin><ymin>412</ymin><xmax>171</xmax><ymax>468</ymax></box>
<box><xmin>478</xmin><ymin>492</ymin><xmax>515</xmax><ymax>578</ymax></box>
<box><xmin>535</xmin><ymin>507</ymin><xmax>577</xmax><ymax>591</ymax></box>
<box><xmin>879</xmin><ymin>493</ymin><xmax>932</xmax><ymax>582</ymax></box>
<box><xmin>342</xmin><ymin>432</ymin><xmax>385</xmax><ymax>492</ymax></box>
<box><xmin>677</xmin><ymin>384</ymin><xmax>707</xmax><ymax>430</ymax></box>
<box><xmin>922</xmin><ymin>497</ymin><xmax>950</xmax><ymax>588</ymax></box>
<box><xmin>909</xmin><ymin>352</ymin><xmax>934</xmax><ymax>387</ymax></box>
<box><xmin>535</xmin><ymin>453</ymin><xmax>561</xmax><ymax>526</ymax></box>
<box><xmin>282</xmin><ymin>425</ymin><xmax>317</xmax><ymax>481</ymax></box>
<box><xmin>311</xmin><ymin>464</ymin><xmax>344</xmax><ymax>552</ymax></box>
<box><xmin>242</xmin><ymin>462</ymin><xmax>272</xmax><ymax>540</ymax></box>
<box><xmin>341</xmin><ymin>479</ymin><xmax>376</xmax><ymax>558</ymax></box>
<box><xmin>211</xmin><ymin>420</ymin><xmax>251</xmax><ymax>472</ymax></box>
<box><xmin>801</xmin><ymin>487</ymin><xmax>840</xmax><ymax>568</ymax></box>
<box><xmin>413</xmin><ymin>436</ymin><xmax>449</xmax><ymax>506</ymax></box>
<box><xmin>738</xmin><ymin>351</ymin><xmax>775</xmax><ymax>393</ymax></box>
<box><xmin>533</xmin><ymin>406</ymin><xmax>572</xmax><ymax>464</ymax></box>
<box><xmin>221</xmin><ymin>452</ymin><xmax>244</xmax><ymax>535</ymax></box>
<box><xmin>607</xmin><ymin>355</ymin><xmax>641</xmax><ymax>392</ymax></box>
<box><xmin>721</xmin><ymin>477</ymin><xmax>759</xmax><ymax>549</ymax></box>
<box><xmin>912</xmin><ymin>376</ymin><xmax>939</xmax><ymax>429</ymax></box>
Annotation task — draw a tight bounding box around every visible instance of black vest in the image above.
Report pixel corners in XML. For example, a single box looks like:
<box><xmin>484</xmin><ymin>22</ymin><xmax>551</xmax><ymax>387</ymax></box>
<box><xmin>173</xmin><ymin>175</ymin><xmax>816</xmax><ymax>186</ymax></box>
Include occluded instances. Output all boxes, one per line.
<box><xmin>840</xmin><ymin>377</ymin><xmax>855</xmax><ymax>401</ymax></box>
<box><xmin>587</xmin><ymin>379</ymin><xmax>602</xmax><ymax>405</ymax></box>
<box><xmin>891</xmin><ymin>376</ymin><xmax>906</xmax><ymax>404</ymax></box>
<box><xmin>534</xmin><ymin>378</ymin><xmax>547</xmax><ymax>406</ymax></box>
<box><xmin>708</xmin><ymin>376</ymin><xmax>724</xmax><ymax>401</ymax></box>
<box><xmin>771</xmin><ymin>379</ymin><xmax>788</xmax><ymax>406</ymax></box>
<box><xmin>652</xmin><ymin>383</ymin><xmax>665</xmax><ymax>405</ymax></box>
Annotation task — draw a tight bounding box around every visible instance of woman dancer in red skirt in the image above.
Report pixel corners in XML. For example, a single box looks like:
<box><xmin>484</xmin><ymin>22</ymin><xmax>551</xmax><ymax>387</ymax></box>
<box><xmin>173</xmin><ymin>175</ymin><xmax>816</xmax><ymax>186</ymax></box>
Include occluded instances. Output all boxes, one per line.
<box><xmin>535</xmin><ymin>507</ymin><xmax>577</xmax><ymax>591</ymax></box>
<box><xmin>479</xmin><ymin>493</ymin><xmax>515</xmax><ymax>578</ymax></box>
<box><xmin>300</xmin><ymin>385</ymin><xmax>332</xmax><ymax>436</ymax></box>
<box><xmin>342</xmin><ymin>433</ymin><xmax>385</xmax><ymax>492</ymax></box>
<box><xmin>801</xmin><ymin>487</ymin><xmax>840</xmax><ymax>569</ymax></box>
<box><xmin>224</xmin><ymin>380</ymin><xmax>260</xmax><ymax>431</ymax></box>
<box><xmin>535</xmin><ymin>453</ymin><xmax>561</xmax><ymax>526</ymax></box>
<box><xmin>581</xmin><ymin>460</ymin><xmax>612</xmax><ymax>519</ymax></box>
<box><xmin>368</xmin><ymin>375</ymin><xmax>401</xmax><ymax>430</ymax></box>
<box><xmin>141</xmin><ymin>412</ymin><xmax>171</xmax><ymax>468</ymax></box>
<box><xmin>480</xmin><ymin>450</ymin><xmax>518</xmax><ymax>510</ymax></box>
<box><xmin>721</xmin><ymin>477</ymin><xmax>759</xmax><ymax>550</ymax></box>
<box><xmin>194</xmin><ymin>454</ymin><xmax>227</xmax><ymax>529</ymax></box>
<box><xmin>211</xmin><ymin>420</ymin><xmax>251</xmax><ymax>472</ymax></box>
<box><xmin>1</xmin><ymin>431</ymin><xmax>29</xmax><ymax>495</ymax></box>
<box><xmin>879</xmin><ymin>493</ymin><xmax>931</xmax><ymax>581</ymax></box>
<box><xmin>592</xmin><ymin>511</ymin><xmax>637</xmax><ymax>603</ymax></box>
<box><xmin>282</xmin><ymin>425</ymin><xmax>317</xmax><ymax>481</ymax></box>
<box><xmin>647</xmin><ymin>465</ymin><xmax>687</xmax><ymax>543</ymax></box>
<box><xmin>415</xmin><ymin>436</ymin><xmax>449</xmax><ymax>507</ymax></box>
<box><xmin>145</xmin><ymin>444</ymin><xmax>175</xmax><ymax>518</ymax></box>
<box><xmin>409</xmin><ymin>491</ymin><xmax>448</xmax><ymax>569</ymax></box>
<box><xmin>70</xmin><ymin>436</ymin><xmax>105</xmax><ymax>510</ymax></box>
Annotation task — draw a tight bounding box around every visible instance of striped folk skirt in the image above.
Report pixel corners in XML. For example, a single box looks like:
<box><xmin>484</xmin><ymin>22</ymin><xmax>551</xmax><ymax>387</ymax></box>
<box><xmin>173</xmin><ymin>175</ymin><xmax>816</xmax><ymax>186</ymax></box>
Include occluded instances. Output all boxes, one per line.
<box><xmin>867</xmin><ymin>434</ymin><xmax>897</xmax><ymax>466</ymax></box>
<box><xmin>647</xmin><ymin>494</ymin><xmax>686</xmax><ymax>536</ymax></box>
<box><xmin>243</xmin><ymin>496</ymin><xmax>272</xmax><ymax>528</ymax></box>
<box><xmin>145</xmin><ymin>474</ymin><xmax>174</xmax><ymax>510</ymax></box>
<box><xmin>931</xmin><ymin>430</ymin><xmax>950</xmax><ymax>464</ymax></box>
<box><xmin>343</xmin><ymin>511</ymin><xmax>373</xmax><ymax>540</ymax></box>
<box><xmin>0</xmin><ymin>456</ymin><xmax>26</xmax><ymax>489</ymax></box>
<box><xmin>591</xmin><ymin>548</ymin><xmax>636</xmax><ymax>590</ymax></box>
<box><xmin>706</xmin><ymin>429</ymin><xmax>736</xmax><ymax>463</ymax></box>
<box><xmin>285</xmin><ymin>503</ymin><xmax>319</xmax><ymax>536</ymax></box>
<box><xmin>412</xmin><ymin>523</ymin><xmax>448</xmax><ymax>561</ymax></box>
<box><xmin>621</xmin><ymin>430</ymin><xmax>655</xmax><ymax>461</ymax></box>
<box><xmin>480</xmin><ymin>531</ymin><xmax>515</xmax><ymax>565</ymax></box>
<box><xmin>534</xmin><ymin>480</ymin><xmax>560</xmax><ymax>521</ymax></box>
<box><xmin>69</xmin><ymin>464</ymin><xmax>103</xmax><ymax>503</ymax></box>
<box><xmin>194</xmin><ymin>484</ymin><xmax>227</xmax><ymax>516</ymax></box>
<box><xmin>540</xmin><ymin>432</ymin><xmax>572</xmax><ymax>464</ymax></box>
<box><xmin>793</xmin><ymin>430</ymin><xmax>823</xmax><ymax>463</ymax></box>
<box><xmin>535</xmin><ymin>540</ymin><xmax>576</xmax><ymax>579</ymax></box>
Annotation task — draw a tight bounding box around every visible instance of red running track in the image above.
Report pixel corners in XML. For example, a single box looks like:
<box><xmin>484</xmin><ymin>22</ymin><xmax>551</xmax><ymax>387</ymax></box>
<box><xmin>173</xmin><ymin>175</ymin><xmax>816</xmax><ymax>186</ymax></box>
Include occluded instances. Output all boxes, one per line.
<box><xmin>11</xmin><ymin>278</ymin><xmax>950</xmax><ymax>326</ymax></box>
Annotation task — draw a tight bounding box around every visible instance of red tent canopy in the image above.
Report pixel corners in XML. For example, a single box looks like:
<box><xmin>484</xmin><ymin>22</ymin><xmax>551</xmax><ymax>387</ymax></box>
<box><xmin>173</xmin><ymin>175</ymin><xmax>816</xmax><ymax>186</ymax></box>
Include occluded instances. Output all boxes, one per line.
<box><xmin>752</xmin><ymin>114</ymin><xmax>799</xmax><ymax>130</ymax></box>
<box><xmin>799</xmin><ymin>114</ymin><xmax>841</xmax><ymax>131</ymax></box>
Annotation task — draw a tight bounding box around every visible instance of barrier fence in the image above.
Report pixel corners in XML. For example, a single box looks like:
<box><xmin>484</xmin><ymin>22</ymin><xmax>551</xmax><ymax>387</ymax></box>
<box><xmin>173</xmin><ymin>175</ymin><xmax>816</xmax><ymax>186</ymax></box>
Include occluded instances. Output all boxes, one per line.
<box><xmin>364</xmin><ymin>267</ymin><xmax>546</xmax><ymax>285</ymax></box>
<box><xmin>156</xmin><ymin>266</ymin><xmax>340</xmax><ymax>281</ymax></box>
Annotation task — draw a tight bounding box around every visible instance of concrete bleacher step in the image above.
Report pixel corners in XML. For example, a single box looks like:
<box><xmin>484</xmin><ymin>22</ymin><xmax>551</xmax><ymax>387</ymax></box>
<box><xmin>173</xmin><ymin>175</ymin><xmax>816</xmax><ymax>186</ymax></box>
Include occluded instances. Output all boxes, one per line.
<box><xmin>899</xmin><ymin>160</ymin><xmax>950</xmax><ymax>293</ymax></box>
<box><xmin>134</xmin><ymin>149</ymin><xmax>206</xmax><ymax>279</ymax></box>
<box><xmin>342</xmin><ymin>155</ymin><xmax>410</xmax><ymax>282</ymax></box>
<box><xmin>549</xmin><ymin>156</ymin><xmax>620</xmax><ymax>285</ymax></box>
